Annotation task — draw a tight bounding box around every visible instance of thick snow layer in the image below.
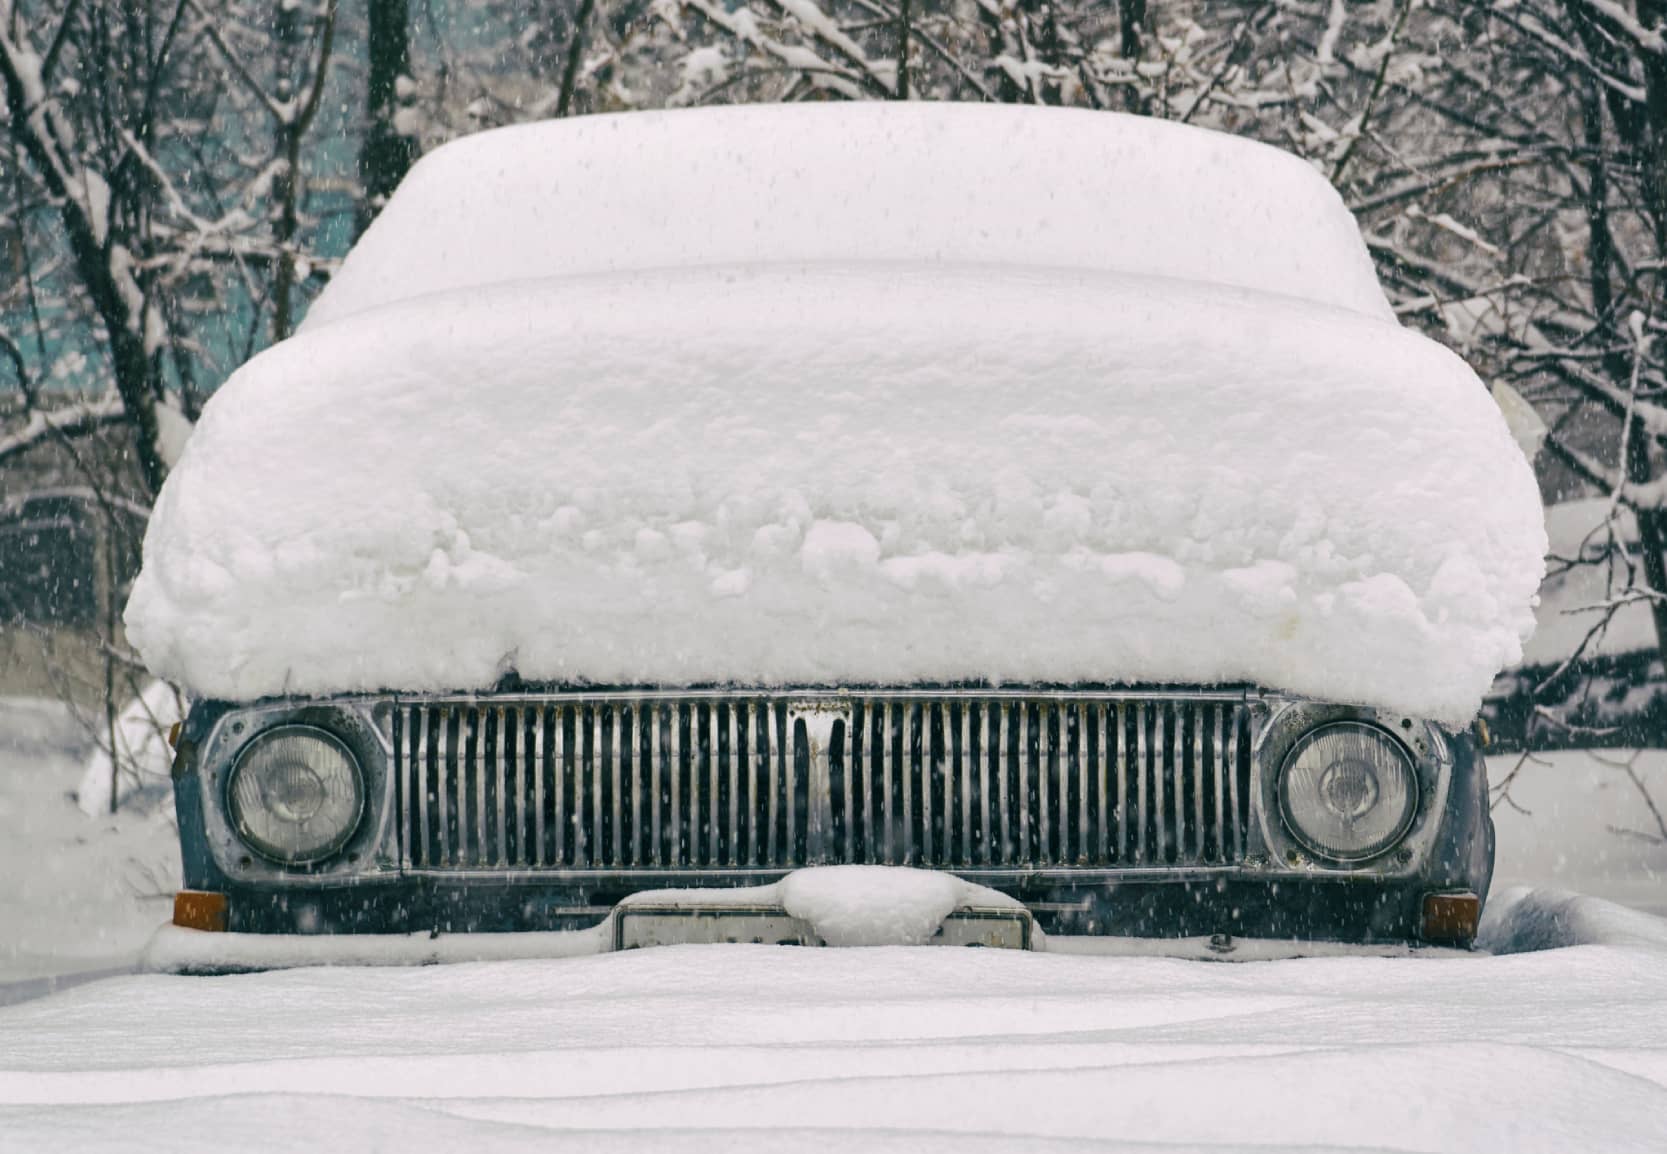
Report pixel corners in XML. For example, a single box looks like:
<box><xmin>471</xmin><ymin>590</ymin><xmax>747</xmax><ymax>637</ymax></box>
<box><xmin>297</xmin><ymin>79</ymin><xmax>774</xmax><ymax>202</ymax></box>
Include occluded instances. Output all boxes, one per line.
<box><xmin>5</xmin><ymin>894</ymin><xmax>1667</xmax><ymax>1153</ymax></box>
<box><xmin>128</xmin><ymin>264</ymin><xmax>1544</xmax><ymax>722</ymax></box>
<box><xmin>302</xmin><ymin>104</ymin><xmax>1395</xmax><ymax>330</ymax></box>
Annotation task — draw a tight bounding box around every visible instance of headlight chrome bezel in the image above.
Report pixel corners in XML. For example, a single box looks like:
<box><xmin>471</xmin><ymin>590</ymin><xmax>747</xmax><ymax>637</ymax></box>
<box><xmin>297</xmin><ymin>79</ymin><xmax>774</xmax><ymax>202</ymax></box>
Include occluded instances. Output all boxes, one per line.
<box><xmin>1252</xmin><ymin>698</ymin><xmax>1451</xmax><ymax>873</ymax></box>
<box><xmin>1275</xmin><ymin>719</ymin><xmax>1420</xmax><ymax>864</ymax></box>
<box><xmin>190</xmin><ymin>698</ymin><xmax>394</xmax><ymax>882</ymax></box>
<box><xmin>225</xmin><ymin>722</ymin><xmax>368</xmax><ymax>866</ymax></box>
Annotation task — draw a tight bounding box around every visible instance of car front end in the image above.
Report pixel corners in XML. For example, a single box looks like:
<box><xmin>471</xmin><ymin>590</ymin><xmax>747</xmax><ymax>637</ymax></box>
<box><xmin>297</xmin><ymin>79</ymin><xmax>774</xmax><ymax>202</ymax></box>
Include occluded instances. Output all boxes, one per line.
<box><xmin>160</xmin><ymin>685</ymin><xmax>1492</xmax><ymax>963</ymax></box>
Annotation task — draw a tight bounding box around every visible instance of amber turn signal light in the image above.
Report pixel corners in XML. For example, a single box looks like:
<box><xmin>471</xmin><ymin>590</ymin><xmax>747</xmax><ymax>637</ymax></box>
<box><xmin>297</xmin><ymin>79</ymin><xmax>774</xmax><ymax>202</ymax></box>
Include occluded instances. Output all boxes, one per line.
<box><xmin>1420</xmin><ymin>892</ymin><xmax>1480</xmax><ymax>945</ymax></box>
<box><xmin>167</xmin><ymin>722</ymin><xmax>182</xmax><ymax>749</ymax></box>
<box><xmin>173</xmin><ymin>890</ymin><xmax>229</xmax><ymax>933</ymax></box>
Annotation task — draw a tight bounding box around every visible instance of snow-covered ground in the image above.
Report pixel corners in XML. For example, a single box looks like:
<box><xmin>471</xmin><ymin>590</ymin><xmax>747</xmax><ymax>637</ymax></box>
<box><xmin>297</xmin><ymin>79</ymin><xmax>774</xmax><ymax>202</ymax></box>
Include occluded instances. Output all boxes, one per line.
<box><xmin>4</xmin><ymin>698</ymin><xmax>1666</xmax><ymax>1150</ymax></box>
<box><xmin>0</xmin><ymin>700</ymin><xmax>177</xmax><ymax>987</ymax></box>
<box><xmin>1</xmin><ymin>892</ymin><xmax>1666</xmax><ymax>1153</ymax></box>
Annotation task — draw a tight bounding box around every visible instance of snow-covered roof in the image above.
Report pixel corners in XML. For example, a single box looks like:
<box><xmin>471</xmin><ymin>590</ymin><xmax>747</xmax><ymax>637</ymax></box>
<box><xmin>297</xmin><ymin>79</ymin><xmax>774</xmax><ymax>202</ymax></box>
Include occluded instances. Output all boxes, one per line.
<box><xmin>302</xmin><ymin>103</ymin><xmax>1394</xmax><ymax>329</ymax></box>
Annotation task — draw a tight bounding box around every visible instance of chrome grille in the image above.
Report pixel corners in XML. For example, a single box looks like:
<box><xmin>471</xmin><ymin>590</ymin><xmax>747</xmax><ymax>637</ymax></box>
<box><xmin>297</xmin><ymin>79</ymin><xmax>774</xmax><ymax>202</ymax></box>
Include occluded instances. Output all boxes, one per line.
<box><xmin>393</xmin><ymin>693</ymin><xmax>1253</xmax><ymax>871</ymax></box>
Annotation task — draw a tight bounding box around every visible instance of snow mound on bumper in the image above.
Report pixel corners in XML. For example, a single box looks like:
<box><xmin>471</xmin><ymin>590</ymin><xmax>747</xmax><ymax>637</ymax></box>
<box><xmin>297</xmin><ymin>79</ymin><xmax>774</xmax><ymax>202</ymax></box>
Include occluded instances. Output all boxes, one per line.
<box><xmin>127</xmin><ymin>265</ymin><xmax>1545</xmax><ymax>722</ymax></box>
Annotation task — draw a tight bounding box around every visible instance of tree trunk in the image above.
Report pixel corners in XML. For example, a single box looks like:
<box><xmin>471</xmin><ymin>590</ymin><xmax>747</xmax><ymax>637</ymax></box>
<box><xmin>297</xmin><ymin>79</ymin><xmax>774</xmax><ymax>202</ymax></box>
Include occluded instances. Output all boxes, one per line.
<box><xmin>895</xmin><ymin>0</ymin><xmax>910</xmax><ymax>100</ymax></box>
<box><xmin>358</xmin><ymin>0</ymin><xmax>417</xmax><ymax>236</ymax></box>
<box><xmin>555</xmin><ymin>0</ymin><xmax>600</xmax><ymax>118</ymax></box>
<box><xmin>1618</xmin><ymin>1</ymin><xmax>1667</xmax><ymax>661</ymax></box>
<box><xmin>1119</xmin><ymin>0</ymin><xmax>1147</xmax><ymax>114</ymax></box>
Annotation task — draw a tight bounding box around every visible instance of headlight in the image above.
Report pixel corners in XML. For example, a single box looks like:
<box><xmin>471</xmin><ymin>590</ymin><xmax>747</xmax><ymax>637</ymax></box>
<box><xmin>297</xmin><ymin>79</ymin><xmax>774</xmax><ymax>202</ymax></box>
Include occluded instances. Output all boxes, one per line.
<box><xmin>1277</xmin><ymin>721</ymin><xmax>1418</xmax><ymax>862</ymax></box>
<box><xmin>228</xmin><ymin>725</ymin><xmax>365</xmax><ymax>865</ymax></box>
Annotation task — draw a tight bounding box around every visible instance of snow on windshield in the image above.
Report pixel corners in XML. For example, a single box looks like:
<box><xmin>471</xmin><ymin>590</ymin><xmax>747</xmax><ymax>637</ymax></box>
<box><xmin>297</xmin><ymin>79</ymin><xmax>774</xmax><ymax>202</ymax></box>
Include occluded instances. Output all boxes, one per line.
<box><xmin>301</xmin><ymin>103</ymin><xmax>1395</xmax><ymax>329</ymax></box>
<box><xmin>127</xmin><ymin>251</ymin><xmax>1544</xmax><ymax>721</ymax></box>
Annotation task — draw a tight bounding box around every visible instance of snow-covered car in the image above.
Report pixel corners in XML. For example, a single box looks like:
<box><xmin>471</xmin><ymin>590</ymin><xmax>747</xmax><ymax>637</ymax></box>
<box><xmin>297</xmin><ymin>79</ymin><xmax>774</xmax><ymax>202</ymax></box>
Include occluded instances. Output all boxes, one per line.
<box><xmin>130</xmin><ymin>104</ymin><xmax>1546</xmax><ymax>964</ymax></box>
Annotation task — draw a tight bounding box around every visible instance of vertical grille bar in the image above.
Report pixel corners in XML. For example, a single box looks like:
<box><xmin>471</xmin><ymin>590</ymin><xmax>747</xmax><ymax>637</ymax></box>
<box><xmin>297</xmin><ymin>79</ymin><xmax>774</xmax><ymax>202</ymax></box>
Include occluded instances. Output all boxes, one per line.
<box><xmin>1013</xmin><ymin>703</ymin><xmax>1026</xmax><ymax>867</ymax></box>
<box><xmin>585</xmin><ymin>705</ymin><xmax>600</xmax><ymax>867</ymax></box>
<box><xmin>495</xmin><ymin>706</ymin><xmax>509</xmax><ymax>867</ymax></box>
<box><xmin>1113</xmin><ymin>702</ymin><xmax>1128</xmax><ymax>863</ymax></box>
<box><xmin>976</xmin><ymin>701</ymin><xmax>991</xmax><ymax>865</ymax></box>
<box><xmin>841</xmin><ymin>710</ymin><xmax>856</xmax><ymax>864</ymax></box>
<box><xmin>1191</xmin><ymin>703</ymin><xmax>1205</xmax><ymax>860</ymax></box>
<box><xmin>1037</xmin><ymin>702</ymin><xmax>1052</xmax><ymax>865</ymax></box>
<box><xmin>435</xmin><ymin>708</ymin><xmax>452</xmax><ymax>866</ymax></box>
<box><xmin>1188</xmin><ymin>702</ymin><xmax>1200</xmax><ymax>858</ymax></box>
<box><xmin>627</xmin><ymin>705</ymin><xmax>641</xmax><ymax>867</ymax></box>
<box><xmin>551</xmin><ymin>705</ymin><xmax>568</xmax><ymax>865</ymax></box>
<box><xmin>414</xmin><ymin>707</ymin><xmax>431</xmax><ymax>867</ymax></box>
<box><xmin>509</xmin><ymin>706</ymin><xmax>525</xmax><ymax>866</ymax></box>
<box><xmin>1226</xmin><ymin>704</ymin><xmax>1243</xmax><ymax>861</ymax></box>
<box><xmin>992</xmin><ymin>702</ymin><xmax>1009</xmax><ymax>863</ymax></box>
<box><xmin>468</xmin><ymin>709</ymin><xmax>484</xmax><ymax>867</ymax></box>
<box><xmin>917</xmin><ymin>703</ymin><xmax>931</xmax><ymax>865</ymax></box>
<box><xmin>687</xmin><ymin>705</ymin><xmax>702</xmax><ymax>866</ymax></box>
<box><xmin>1212</xmin><ymin>704</ymin><xmax>1227</xmax><ymax>863</ymax></box>
<box><xmin>616</xmin><ymin>703</ymin><xmax>626</xmax><ymax>867</ymax></box>
<box><xmin>393</xmin><ymin>707</ymin><xmax>408</xmax><ymax>868</ymax></box>
<box><xmin>727</xmin><ymin>704</ymin><xmax>741</xmax><ymax>867</ymax></box>
<box><xmin>1155</xmin><ymin>702</ymin><xmax>1171</xmax><ymax>863</ymax></box>
<box><xmin>649</xmin><ymin>704</ymin><xmax>663</xmax><ymax>866</ymax></box>
<box><xmin>880</xmin><ymin>701</ymin><xmax>894</xmax><ymax>863</ymax></box>
<box><xmin>1137</xmin><ymin>702</ymin><xmax>1151</xmax><ymax>863</ymax></box>
<box><xmin>958</xmin><ymin>703</ymin><xmax>972</xmax><ymax>867</ymax></box>
<box><xmin>710</xmin><ymin>703</ymin><xmax>723</xmax><ymax>867</ymax></box>
<box><xmin>1095</xmin><ymin>703</ymin><xmax>1110</xmax><ymax>862</ymax></box>
<box><xmin>1052</xmin><ymin>702</ymin><xmax>1066</xmax><ymax>864</ymax></box>
<box><xmin>1076</xmin><ymin>702</ymin><xmax>1089</xmax><ymax>864</ymax></box>
<box><xmin>1062</xmin><ymin>702</ymin><xmax>1073</xmax><ymax>861</ymax></box>
<box><xmin>764</xmin><ymin>702</ymin><xmax>779</xmax><ymax>865</ymax></box>
<box><xmin>531</xmin><ymin>706</ymin><xmax>546</xmax><ymax>866</ymax></box>
<box><xmin>858</xmin><ymin>701</ymin><xmax>873</xmax><ymax>864</ymax></box>
<box><xmin>901</xmin><ymin>700</ymin><xmax>912</xmax><ymax>866</ymax></box>
<box><xmin>670</xmin><ymin>703</ymin><xmax>684</xmax><ymax>866</ymax></box>
<box><xmin>747</xmin><ymin>701</ymin><xmax>761</xmax><ymax>867</ymax></box>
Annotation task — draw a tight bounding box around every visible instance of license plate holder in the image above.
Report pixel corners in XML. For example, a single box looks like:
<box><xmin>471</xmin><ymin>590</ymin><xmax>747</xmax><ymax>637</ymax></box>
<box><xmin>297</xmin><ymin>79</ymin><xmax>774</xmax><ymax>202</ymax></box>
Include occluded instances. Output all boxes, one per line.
<box><xmin>613</xmin><ymin>904</ymin><xmax>1032</xmax><ymax>950</ymax></box>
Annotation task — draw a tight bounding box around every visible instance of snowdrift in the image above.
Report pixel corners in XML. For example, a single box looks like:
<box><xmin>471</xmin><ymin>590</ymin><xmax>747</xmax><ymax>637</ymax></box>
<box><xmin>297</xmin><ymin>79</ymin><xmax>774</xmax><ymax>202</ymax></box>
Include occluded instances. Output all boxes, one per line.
<box><xmin>126</xmin><ymin>106</ymin><xmax>1546</xmax><ymax>722</ymax></box>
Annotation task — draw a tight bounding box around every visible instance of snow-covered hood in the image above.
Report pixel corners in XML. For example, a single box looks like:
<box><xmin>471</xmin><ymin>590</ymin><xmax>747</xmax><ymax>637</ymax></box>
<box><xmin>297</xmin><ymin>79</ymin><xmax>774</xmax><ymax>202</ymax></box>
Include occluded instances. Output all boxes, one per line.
<box><xmin>127</xmin><ymin>262</ymin><xmax>1546</xmax><ymax>722</ymax></box>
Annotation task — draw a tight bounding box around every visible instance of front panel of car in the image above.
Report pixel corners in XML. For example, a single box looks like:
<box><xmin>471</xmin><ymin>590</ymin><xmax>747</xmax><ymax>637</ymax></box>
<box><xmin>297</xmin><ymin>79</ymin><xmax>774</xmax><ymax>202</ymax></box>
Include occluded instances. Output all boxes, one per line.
<box><xmin>170</xmin><ymin>686</ymin><xmax>1491</xmax><ymax>943</ymax></box>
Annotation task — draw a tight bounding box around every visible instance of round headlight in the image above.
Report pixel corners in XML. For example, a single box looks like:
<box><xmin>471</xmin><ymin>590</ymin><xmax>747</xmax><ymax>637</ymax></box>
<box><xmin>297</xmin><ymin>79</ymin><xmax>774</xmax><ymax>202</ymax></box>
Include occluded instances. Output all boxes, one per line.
<box><xmin>1278</xmin><ymin>721</ymin><xmax>1418</xmax><ymax>862</ymax></box>
<box><xmin>228</xmin><ymin>725</ymin><xmax>364</xmax><ymax>865</ymax></box>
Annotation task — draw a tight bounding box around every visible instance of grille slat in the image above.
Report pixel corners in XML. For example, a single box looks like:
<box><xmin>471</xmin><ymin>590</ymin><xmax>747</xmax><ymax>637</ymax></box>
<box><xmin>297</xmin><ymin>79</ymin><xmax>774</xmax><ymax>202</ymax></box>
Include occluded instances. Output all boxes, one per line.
<box><xmin>398</xmin><ymin>694</ymin><xmax>1253</xmax><ymax>872</ymax></box>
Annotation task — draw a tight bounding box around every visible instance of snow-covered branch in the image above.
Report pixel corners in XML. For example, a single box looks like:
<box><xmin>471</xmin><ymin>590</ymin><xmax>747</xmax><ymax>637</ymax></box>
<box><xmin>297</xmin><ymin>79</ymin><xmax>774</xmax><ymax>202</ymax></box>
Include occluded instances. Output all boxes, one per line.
<box><xmin>0</xmin><ymin>394</ymin><xmax>127</xmax><ymax>466</ymax></box>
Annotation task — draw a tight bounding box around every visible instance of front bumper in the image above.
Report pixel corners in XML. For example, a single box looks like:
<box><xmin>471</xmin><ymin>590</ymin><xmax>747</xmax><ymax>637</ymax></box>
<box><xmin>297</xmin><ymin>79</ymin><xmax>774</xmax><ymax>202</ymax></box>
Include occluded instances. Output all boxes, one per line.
<box><xmin>144</xmin><ymin>881</ymin><xmax>1475</xmax><ymax>975</ymax></box>
<box><xmin>171</xmin><ymin>872</ymin><xmax>1484</xmax><ymax>946</ymax></box>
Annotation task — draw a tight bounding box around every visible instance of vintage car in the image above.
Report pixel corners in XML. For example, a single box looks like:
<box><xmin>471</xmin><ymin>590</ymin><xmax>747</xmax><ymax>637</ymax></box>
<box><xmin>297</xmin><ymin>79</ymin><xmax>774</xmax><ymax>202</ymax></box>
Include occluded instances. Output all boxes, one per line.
<box><xmin>133</xmin><ymin>103</ymin><xmax>1545</xmax><ymax>964</ymax></box>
